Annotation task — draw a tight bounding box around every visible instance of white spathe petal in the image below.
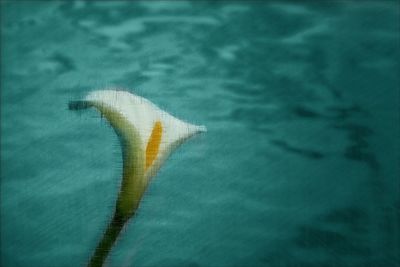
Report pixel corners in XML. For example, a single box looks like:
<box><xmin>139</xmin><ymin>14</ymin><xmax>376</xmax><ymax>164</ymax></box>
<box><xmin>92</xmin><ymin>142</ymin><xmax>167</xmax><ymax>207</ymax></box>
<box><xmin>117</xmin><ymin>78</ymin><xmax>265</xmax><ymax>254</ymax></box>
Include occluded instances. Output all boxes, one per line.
<box><xmin>70</xmin><ymin>89</ymin><xmax>205</xmax><ymax>218</ymax></box>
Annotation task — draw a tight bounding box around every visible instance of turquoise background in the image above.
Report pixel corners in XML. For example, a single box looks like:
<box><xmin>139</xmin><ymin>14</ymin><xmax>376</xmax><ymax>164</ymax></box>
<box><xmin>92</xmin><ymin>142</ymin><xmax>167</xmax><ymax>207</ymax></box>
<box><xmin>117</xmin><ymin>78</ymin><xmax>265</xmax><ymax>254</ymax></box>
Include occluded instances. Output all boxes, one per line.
<box><xmin>1</xmin><ymin>1</ymin><xmax>399</xmax><ymax>267</ymax></box>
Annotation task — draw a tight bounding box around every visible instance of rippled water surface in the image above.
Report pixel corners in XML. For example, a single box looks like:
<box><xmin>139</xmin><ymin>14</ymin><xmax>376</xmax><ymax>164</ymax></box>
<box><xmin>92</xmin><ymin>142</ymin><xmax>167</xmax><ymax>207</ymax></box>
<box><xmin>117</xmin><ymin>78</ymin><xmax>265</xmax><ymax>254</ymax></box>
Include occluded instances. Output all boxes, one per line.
<box><xmin>1</xmin><ymin>1</ymin><xmax>399</xmax><ymax>267</ymax></box>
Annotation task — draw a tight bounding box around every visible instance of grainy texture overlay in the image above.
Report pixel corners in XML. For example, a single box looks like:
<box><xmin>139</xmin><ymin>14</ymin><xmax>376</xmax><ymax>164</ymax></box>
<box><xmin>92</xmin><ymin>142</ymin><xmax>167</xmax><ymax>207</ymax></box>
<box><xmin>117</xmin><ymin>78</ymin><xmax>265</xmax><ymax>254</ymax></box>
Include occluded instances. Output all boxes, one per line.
<box><xmin>1</xmin><ymin>1</ymin><xmax>399</xmax><ymax>267</ymax></box>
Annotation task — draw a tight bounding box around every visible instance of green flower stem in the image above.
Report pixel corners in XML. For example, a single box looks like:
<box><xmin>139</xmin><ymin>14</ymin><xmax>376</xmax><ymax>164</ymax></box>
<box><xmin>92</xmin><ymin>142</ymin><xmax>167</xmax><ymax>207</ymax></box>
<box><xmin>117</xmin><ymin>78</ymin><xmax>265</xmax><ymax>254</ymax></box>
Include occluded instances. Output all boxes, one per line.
<box><xmin>87</xmin><ymin>211</ymin><xmax>128</xmax><ymax>267</ymax></box>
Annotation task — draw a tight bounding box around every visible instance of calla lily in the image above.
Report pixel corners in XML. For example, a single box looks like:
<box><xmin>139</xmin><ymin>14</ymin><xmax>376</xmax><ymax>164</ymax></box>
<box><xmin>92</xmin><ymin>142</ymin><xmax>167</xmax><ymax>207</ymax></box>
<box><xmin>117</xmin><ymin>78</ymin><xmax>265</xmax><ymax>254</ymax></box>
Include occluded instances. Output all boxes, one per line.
<box><xmin>69</xmin><ymin>89</ymin><xmax>206</xmax><ymax>267</ymax></box>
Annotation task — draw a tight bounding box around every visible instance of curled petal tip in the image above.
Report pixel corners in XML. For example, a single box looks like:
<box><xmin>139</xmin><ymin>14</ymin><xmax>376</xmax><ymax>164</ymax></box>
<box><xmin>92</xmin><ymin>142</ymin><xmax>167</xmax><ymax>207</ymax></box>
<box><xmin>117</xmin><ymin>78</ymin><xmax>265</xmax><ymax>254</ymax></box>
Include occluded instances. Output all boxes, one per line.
<box><xmin>197</xmin><ymin>125</ymin><xmax>207</xmax><ymax>133</ymax></box>
<box><xmin>68</xmin><ymin>100</ymin><xmax>90</xmax><ymax>110</ymax></box>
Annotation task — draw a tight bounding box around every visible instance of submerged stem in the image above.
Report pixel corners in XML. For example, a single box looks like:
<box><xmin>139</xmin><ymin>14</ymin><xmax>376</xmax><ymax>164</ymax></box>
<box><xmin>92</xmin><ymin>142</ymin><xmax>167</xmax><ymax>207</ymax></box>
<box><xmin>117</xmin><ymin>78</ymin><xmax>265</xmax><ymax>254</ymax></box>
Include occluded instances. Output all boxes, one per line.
<box><xmin>87</xmin><ymin>211</ymin><xmax>128</xmax><ymax>267</ymax></box>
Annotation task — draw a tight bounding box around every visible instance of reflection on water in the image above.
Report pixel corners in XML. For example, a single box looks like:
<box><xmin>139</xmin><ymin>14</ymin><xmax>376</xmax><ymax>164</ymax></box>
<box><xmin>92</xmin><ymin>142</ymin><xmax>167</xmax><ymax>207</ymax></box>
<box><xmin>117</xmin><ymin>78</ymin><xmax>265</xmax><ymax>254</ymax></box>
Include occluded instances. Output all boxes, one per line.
<box><xmin>1</xmin><ymin>1</ymin><xmax>399</xmax><ymax>267</ymax></box>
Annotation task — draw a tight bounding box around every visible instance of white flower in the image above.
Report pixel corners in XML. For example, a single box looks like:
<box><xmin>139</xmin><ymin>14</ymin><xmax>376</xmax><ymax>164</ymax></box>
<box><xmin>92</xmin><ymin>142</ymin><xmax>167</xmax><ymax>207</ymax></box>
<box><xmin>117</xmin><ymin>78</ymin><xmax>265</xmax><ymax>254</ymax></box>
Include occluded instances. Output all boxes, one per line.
<box><xmin>70</xmin><ymin>89</ymin><xmax>206</xmax><ymax>219</ymax></box>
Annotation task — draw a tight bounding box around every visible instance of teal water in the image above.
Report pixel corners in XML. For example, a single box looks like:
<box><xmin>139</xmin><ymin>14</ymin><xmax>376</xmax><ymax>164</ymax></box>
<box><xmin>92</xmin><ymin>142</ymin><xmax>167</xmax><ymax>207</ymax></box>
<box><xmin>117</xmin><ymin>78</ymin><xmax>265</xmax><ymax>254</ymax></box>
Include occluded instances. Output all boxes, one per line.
<box><xmin>1</xmin><ymin>1</ymin><xmax>399</xmax><ymax>267</ymax></box>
